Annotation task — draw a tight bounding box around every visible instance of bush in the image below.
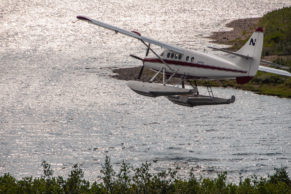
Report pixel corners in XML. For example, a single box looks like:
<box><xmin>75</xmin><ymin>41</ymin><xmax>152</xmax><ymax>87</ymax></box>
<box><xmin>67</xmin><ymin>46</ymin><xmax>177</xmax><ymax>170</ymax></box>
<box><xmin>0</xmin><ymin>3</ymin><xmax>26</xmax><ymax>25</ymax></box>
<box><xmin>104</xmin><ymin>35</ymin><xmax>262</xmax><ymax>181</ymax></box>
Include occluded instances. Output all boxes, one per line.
<box><xmin>0</xmin><ymin>157</ymin><xmax>290</xmax><ymax>193</ymax></box>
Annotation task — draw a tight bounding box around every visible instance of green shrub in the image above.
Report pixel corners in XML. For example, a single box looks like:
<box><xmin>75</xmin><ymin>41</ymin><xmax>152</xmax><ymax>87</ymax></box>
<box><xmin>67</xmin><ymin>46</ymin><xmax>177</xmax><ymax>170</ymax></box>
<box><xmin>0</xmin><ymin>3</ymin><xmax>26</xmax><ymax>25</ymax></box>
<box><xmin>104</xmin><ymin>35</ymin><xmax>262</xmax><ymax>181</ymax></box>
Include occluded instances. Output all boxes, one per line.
<box><xmin>0</xmin><ymin>157</ymin><xmax>290</xmax><ymax>193</ymax></box>
<box><xmin>260</xmin><ymin>7</ymin><xmax>291</xmax><ymax>56</ymax></box>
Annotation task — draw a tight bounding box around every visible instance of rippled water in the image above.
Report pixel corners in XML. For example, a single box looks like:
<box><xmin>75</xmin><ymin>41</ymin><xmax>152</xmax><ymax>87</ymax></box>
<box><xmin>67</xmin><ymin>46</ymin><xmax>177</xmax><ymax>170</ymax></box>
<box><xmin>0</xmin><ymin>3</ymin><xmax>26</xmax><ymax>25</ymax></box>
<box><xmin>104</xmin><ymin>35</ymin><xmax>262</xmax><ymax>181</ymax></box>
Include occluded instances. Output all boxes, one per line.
<box><xmin>1</xmin><ymin>0</ymin><xmax>291</xmax><ymax>182</ymax></box>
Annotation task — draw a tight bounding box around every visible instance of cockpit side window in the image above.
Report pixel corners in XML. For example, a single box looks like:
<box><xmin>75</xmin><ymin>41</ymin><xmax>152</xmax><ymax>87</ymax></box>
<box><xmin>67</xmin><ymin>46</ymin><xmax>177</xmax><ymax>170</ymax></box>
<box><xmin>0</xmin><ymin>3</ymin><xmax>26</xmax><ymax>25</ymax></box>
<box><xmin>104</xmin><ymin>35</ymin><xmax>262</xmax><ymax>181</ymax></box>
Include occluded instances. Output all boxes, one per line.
<box><xmin>160</xmin><ymin>52</ymin><xmax>164</xmax><ymax>56</ymax></box>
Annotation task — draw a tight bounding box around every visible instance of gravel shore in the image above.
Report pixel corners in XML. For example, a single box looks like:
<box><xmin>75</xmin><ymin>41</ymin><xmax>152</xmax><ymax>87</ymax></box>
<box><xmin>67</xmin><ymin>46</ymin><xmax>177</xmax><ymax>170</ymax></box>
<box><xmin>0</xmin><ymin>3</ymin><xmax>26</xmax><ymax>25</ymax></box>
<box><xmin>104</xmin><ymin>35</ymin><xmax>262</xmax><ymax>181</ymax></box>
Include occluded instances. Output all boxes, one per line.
<box><xmin>207</xmin><ymin>18</ymin><xmax>260</xmax><ymax>46</ymax></box>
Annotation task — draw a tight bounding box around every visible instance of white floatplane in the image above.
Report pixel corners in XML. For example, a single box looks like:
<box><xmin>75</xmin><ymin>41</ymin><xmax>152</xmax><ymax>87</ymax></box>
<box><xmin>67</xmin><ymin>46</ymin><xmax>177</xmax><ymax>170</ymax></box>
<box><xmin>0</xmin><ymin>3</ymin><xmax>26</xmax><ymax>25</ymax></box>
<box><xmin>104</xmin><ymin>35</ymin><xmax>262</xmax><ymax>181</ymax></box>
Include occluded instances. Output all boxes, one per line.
<box><xmin>76</xmin><ymin>16</ymin><xmax>291</xmax><ymax>106</ymax></box>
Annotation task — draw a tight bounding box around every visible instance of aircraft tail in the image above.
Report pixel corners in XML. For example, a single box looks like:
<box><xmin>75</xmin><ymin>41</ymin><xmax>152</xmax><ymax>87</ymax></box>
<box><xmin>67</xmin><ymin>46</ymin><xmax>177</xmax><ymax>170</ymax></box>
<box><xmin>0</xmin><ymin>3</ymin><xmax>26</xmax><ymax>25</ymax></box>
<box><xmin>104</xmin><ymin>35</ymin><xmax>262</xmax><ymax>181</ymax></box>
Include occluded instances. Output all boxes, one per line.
<box><xmin>235</xmin><ymin>27</ymin><xmax>264</xmax><ymax>76</ymax></box>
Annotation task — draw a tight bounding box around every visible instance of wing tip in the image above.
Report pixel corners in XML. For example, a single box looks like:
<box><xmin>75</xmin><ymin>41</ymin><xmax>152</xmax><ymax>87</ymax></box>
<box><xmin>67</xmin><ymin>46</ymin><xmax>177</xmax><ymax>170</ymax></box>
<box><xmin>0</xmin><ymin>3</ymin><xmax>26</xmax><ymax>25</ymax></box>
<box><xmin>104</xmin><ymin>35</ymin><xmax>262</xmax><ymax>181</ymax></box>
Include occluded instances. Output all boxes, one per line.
<box><xmin>77</xmin><ymin>15</ymin><xmax>90</xmax><ymax>22</ymax></box>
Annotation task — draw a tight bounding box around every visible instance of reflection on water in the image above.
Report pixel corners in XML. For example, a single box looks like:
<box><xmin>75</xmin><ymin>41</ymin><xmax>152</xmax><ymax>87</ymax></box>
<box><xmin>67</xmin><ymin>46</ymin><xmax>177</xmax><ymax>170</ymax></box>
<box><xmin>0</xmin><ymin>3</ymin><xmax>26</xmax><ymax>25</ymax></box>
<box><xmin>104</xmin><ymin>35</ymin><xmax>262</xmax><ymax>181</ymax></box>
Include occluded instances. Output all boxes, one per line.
<box><xmin>0</xmin><ymin>0</ymin><xmax>291</xmax><ymax>182</ymax></box>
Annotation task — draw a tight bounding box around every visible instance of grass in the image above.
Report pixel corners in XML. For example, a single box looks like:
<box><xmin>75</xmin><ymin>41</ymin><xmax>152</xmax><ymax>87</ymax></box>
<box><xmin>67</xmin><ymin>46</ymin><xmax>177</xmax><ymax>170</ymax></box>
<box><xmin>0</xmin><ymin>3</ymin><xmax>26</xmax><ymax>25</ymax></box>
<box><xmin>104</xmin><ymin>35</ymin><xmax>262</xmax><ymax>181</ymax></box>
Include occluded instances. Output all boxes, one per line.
<box><xmin>1</xmin><ymin>157</ymin><xmax>290</xmax><ymax>193</ymax></box>
<box><xmin>259</xmin><ymin>7</ymin><xmax>291</xmax><ymax>56</ymax></box>
<box><xmin>229</xmin><ymin>7</ymin><xmax>291</xmax><ymax>57</ymax></box>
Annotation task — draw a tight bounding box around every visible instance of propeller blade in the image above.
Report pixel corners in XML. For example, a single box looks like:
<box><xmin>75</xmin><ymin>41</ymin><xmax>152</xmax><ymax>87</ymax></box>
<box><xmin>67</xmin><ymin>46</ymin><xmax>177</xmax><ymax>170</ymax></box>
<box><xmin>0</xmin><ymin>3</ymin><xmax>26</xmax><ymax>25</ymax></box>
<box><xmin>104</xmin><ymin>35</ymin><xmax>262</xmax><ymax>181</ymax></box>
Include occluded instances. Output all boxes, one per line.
<box><xmin>137</xmin><ymin>65</ymin><xmax>144</xmax><ymax>80</ymax></box>
<box><xmin>130</xmin><ymin>54</ymin><xmax>143</xmax><ymax>61</ymax></box>
<box><xmin>130</xmin><ymin>54</ymin><xmax>144</xmax><ymax>79</ymax></box>
<box><xmin>146</xmin><ymin>43</ymin><xmax>151</xmax><ymax>56</ymax></box>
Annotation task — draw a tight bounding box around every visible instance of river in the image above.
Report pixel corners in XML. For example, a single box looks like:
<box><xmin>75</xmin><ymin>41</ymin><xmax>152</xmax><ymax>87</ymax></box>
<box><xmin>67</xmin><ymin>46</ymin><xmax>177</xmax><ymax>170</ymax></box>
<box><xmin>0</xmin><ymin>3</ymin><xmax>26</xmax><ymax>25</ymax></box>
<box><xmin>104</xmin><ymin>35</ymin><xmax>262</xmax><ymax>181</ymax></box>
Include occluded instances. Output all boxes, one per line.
<box><xmin>0</xmin><ymin>0</ymin><xmax>291</xmax><ymax>182</ymax></box>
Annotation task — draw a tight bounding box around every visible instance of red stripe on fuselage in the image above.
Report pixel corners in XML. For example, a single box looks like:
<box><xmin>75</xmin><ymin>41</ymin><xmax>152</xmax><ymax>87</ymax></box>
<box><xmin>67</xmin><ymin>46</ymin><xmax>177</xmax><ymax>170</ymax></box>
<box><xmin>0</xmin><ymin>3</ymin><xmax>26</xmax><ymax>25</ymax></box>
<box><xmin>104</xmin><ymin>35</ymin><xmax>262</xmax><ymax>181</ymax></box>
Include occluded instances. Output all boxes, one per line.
<box><xmin>143</xmin><ymin>58</ymin><xmax>247</xmax><ymax>74</ymax></box>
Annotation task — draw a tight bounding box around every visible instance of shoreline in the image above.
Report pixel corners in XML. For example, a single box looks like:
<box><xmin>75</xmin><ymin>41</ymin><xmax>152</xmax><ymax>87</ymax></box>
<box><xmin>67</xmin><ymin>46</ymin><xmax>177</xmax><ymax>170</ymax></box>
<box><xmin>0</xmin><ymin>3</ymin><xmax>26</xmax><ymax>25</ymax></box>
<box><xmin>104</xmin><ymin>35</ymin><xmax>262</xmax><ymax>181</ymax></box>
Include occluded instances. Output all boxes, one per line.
<box><xmin>207</xmin><ymin>17</ymin><xmax>260</xmax><ymax>47</ymax></box>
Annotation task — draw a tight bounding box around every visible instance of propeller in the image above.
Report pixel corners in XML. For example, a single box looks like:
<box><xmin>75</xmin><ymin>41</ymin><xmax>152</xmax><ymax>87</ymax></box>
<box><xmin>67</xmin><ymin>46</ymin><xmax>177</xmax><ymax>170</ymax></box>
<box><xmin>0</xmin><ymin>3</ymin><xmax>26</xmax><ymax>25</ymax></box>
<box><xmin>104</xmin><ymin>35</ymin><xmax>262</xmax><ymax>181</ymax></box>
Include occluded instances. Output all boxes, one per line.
<box><xmin>130</xmin><ymin>54</ymin><xmax>144</xmax><ymax>79</ymax></box>
<box><xmin>130</xmin><ymin>43</ymin><xmax>151</xmax><ymax>80</ymax></box>
<box><xmin>129</xmin><ymin>54</ymin><xmax>143</xmax><ymax>61</ymax></box>
<box><xmin>145</xmin><ymin>43</ymin><xmax>150</xmax><ymax>56</ymax></box>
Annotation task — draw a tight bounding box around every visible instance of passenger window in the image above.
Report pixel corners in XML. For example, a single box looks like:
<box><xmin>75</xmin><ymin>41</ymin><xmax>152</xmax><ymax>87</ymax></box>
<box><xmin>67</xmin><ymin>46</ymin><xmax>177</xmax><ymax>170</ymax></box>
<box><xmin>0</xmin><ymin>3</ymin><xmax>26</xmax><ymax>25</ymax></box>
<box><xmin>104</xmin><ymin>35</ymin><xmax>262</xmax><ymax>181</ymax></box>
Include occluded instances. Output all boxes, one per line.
<box><xmin>191</xmin><ymin>57</ymin><xmax>194</xmax><ymax>62</ymax></box>
<box><xmin>167</xmin><ymin>53</ymin><xmax>170</xmax><ymax>58</ymax></box>
<box><xmin>175</xmin><ymin>54</ymin><xmax>178</xmax><ymax>59</ymax></box>
<box><xmin>178</xmin><ymin>54</ymin><xmax>182</xmax><ymax>60</ymax></box>
<box><xmin>186</xmin><ymin>56</ymin><xmax>189</xmax><ymax>61</ymax></box>
<box><xmin>171</xmin><ymin>53</ymin><xmax>174</xmax><ymax>58</ymax></box>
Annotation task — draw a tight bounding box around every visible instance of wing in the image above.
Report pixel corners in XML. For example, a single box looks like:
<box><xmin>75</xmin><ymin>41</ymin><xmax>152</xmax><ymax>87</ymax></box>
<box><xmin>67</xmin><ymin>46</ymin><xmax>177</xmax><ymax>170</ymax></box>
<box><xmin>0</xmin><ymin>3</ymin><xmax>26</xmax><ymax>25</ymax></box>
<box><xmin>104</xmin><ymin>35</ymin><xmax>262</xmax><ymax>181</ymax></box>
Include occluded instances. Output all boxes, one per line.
<box><xmin>258</xmin><ymin>65</ymin><xmax>291</xmax><ymax>77</ymax></box>
<box><xmin>208</xmin><ymin>46</ymin><xmax>252</xmax><ymax>59</ymax></box>
<box><xmin>77</xmin><ymin>15</ymin><xmax>184</xmax><ymax>54</ymax></box>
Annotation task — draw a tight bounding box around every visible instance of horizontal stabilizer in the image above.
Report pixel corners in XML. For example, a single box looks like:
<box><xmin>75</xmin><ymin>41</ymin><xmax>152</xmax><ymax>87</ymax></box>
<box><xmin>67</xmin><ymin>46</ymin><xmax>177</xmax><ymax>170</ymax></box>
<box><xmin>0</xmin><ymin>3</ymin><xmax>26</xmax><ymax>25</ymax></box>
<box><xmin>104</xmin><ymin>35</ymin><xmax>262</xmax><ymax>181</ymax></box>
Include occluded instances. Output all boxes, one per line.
<box><xmin>258</xmin><ymin>65</ymin><xmax>291</xmax><ymax>77</ymax></box>
<box><xmin>127</xmin><ymin>81</ymin><xmax>192</xmax><ymax>97</ymax></box>
<box><xmin>260</xmin><ymin>60</ymin><xmax>290</xmax><ymax>70</ymax></box>
<box><xmin>208</xmin><ymin>46</ymin><xmax>252</xmax><ymax>59</ymax></box>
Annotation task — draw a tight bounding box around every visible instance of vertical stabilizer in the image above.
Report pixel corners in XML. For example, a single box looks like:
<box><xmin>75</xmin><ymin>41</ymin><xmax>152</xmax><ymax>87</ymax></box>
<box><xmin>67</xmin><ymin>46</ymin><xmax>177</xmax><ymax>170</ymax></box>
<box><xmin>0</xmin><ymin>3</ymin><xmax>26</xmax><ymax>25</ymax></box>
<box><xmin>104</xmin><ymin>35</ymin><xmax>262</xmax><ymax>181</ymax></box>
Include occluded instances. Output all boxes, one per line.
<box><xmin>236</xmin><ymin>27</ymin><xmax>264</xmax><ymax>76</ymax></box>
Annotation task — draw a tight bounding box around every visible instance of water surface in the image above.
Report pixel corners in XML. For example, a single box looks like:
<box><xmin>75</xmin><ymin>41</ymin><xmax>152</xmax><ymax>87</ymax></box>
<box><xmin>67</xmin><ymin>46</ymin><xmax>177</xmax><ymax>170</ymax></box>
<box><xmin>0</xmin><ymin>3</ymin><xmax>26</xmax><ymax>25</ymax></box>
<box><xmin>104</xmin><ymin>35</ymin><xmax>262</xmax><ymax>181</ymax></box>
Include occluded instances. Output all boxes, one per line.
<box><xmin>0</xmin><ymin>0</ymin><xmax>291</xmax><ymax>182</ymax></box>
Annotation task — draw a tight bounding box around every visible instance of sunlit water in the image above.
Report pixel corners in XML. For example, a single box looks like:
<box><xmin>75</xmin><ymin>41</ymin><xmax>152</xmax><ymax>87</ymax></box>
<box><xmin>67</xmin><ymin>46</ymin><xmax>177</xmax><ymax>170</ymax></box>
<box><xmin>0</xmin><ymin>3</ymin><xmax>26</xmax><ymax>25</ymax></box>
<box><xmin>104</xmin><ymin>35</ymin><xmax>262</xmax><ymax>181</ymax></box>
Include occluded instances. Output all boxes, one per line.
<box><xmin>0</xmin><ymin>0</ymin><xmax>291</xmax><ymax>182</ymax></box>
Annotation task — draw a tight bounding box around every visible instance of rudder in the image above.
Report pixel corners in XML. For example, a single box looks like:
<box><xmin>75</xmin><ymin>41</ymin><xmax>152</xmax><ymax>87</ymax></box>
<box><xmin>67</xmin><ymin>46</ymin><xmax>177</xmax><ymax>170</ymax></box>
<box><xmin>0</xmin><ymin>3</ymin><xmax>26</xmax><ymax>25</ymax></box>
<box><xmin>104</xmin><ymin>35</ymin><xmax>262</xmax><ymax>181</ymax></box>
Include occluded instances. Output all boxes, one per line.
<box><xmin>236</xmin><ymin>27</ymin><xmax>264</xmax><ymax>76</ymax></box>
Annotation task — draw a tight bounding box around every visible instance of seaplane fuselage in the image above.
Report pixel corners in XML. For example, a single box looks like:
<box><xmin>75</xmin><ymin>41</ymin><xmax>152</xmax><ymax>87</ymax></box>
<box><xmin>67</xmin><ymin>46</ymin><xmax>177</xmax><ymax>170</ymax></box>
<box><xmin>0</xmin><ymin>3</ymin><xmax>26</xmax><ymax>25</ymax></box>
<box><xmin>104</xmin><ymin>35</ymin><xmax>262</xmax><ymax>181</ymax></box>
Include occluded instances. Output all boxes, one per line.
<box><xmin>144</xmin><ymin>49</ymin><xmax>249</xmax><ymax>80</ymax></box>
